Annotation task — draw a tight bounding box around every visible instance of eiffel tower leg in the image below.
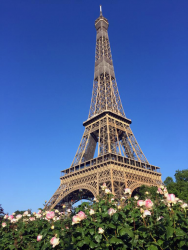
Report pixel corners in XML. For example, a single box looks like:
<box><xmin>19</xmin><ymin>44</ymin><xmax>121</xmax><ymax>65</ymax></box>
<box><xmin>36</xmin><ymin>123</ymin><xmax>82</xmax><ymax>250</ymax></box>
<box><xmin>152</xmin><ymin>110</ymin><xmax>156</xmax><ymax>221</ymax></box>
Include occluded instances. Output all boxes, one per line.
<box><xmin>45</xmin><ymin>170</ymin><xmax>98</xmax><ymax>210</ymax></box>
<box><xmin>71</xmin><ymin>126</ymin><xmax>97</xmax><ymax>167</ymax></box>
<box><xmin>110</xmin><ymin>168</ymin><xmax>114</xmax><ymax>194</ymax></box>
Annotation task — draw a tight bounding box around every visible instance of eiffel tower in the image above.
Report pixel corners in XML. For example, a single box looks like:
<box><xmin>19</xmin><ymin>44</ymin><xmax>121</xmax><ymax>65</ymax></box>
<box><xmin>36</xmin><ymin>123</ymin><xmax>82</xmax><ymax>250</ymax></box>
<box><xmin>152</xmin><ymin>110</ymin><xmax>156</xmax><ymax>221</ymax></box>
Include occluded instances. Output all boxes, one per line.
<box><xmin>45</xmin><ymin>7</ymin><xmax>162</xmax><ymax>210</ymax></box>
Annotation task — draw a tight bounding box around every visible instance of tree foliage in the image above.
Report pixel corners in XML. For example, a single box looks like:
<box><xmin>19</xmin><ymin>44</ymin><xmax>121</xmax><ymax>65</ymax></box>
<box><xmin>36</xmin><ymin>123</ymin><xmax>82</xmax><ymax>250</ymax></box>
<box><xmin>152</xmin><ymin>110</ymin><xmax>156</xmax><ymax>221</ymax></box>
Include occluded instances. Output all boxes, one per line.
<box><xmin>0</xmin><ymin>204</ymin><xmax>5</xmax><ymax>223</ymax></box>
<box><xmin>0</xmin><ymin>204</ymin><xmax>5</xmax><ymax>217</ymax></box>
<box><xmin>164</xmin><ymin>169</ymin><xmax>188</xmax><ymax>202</ymax></box>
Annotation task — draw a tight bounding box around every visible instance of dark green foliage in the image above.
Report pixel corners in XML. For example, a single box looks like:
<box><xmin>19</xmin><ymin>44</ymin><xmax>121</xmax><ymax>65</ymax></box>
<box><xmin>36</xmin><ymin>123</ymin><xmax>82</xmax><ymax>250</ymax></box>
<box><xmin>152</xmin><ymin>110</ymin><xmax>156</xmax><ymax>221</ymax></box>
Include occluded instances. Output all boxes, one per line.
<box><xmin>137</xmin><ymin>185</ymin><xmax>158</xmax><ymax>200</ymax></box>
<box><xmin>164</xmin><ymin>177</ymin><xmax>174</xmax><ymax>186</ymax></box>
<box><xmin>0</xmin><ymin>204</ymin><xmax>5</xmax><ymax>223</ymax></box>
<box><xmin>164</xmin><ymin>169</ymin><xmax>188</xmax><ymax>202</ymax></box>
<box><xmin>0</xmin><ymin>205</ymin><xmax>5</xmax><ymax>216</ymax></box>
<box><xmin>14</xmin><ymin>210</ymin><xmax>27</xmax><ymax>216</ymax></box>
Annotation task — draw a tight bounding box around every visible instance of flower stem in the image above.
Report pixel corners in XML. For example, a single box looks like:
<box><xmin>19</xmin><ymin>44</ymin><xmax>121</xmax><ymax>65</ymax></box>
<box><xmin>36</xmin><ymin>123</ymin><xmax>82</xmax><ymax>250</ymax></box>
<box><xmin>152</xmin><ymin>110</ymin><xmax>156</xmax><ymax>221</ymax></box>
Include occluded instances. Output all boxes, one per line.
<box><xmin>149</xmin><ymin>232</ymin><xmax>163</xmax><ymax>250</ymax></box>
<box><xmin>103</xmin><ymin>233</ymin><xmax>108</xmax><ymax>241</ymax></box>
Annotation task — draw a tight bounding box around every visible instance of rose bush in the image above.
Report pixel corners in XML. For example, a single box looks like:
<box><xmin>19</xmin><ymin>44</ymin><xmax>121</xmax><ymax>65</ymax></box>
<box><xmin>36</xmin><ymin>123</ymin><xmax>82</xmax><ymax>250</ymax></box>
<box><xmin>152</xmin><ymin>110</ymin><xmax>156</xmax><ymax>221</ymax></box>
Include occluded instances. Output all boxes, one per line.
<box><xmin>0</xmin><ymin>185</ymin><xmax>188</xmax><ymax>249</ymax></box>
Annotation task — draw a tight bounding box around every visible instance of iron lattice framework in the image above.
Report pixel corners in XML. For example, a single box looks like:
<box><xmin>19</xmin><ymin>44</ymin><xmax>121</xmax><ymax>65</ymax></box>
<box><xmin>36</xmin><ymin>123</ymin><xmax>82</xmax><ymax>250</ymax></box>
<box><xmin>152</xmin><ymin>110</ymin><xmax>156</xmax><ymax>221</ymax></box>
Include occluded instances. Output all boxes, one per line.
<box><xmin>45</xmin><ymin>8</ymin><xmax>162</xmax><ymax>210</ymax></box>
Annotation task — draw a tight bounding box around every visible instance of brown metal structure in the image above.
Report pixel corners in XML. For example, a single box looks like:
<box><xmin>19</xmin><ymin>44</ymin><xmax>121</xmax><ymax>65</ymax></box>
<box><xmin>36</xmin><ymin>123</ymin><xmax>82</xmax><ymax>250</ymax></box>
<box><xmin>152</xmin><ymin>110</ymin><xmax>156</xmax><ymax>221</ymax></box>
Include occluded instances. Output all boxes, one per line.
<box><xmin>45</xmin><ymin>7</ymin><xmax>162</xmax><ymax>210</ymax></box>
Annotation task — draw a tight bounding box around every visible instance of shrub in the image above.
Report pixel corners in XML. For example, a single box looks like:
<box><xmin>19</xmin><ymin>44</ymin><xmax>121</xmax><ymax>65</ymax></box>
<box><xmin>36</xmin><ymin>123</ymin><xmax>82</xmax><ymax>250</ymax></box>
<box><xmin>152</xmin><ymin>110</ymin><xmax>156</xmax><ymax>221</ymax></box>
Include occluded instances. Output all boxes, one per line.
<box><xmin>1</xmin><ymin>185</ymin><xmax>188</xmax><ymax>249</ymax></box>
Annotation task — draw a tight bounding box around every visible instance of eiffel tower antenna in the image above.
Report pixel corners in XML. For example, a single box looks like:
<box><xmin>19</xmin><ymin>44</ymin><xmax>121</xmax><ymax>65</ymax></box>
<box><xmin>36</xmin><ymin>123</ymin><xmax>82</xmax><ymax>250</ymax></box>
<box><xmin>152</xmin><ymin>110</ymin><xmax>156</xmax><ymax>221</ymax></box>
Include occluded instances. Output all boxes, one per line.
<box><xmin>45</xmin><ymin>8</ymin><xmax>162</xmax><ymax>210</ymax></box>
<box><xmin>100</xmin><ymin>5</ymin><xmax>102</xmax><ymax>15</ymax></box>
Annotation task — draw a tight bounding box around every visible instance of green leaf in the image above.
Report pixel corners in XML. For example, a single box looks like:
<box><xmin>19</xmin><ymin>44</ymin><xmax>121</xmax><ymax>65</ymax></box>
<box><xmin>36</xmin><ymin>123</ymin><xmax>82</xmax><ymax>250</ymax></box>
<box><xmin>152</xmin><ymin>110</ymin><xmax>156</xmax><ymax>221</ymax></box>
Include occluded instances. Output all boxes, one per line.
<box><xmin>119</xmin><ymin>228</ymin><xmax>133</xmax><ymax>238</ymax></box>
<box><xmin>83</xmin><ymin>237</ymin><xmax>90</xmax><ymax>245</ymax></box>
<box><xmin>95</xmin><ymin>234</ymin><xmax>102</xmax><ymax>243</ymax></box>
<box><xmin>157</xmin><ymin>239</ymin><xmax>163</xmax><ymax>246</ymax></box>
<box><xmin>166</xmin><ymin>226</ymin><xmax>174</xmax><ymax>239</ymax></box>
<box><xmin>175</xmin><ymin>228</ymin><xmax>186</xmax><ymax>236</ymax></box>
<box><xmin>113</xmin><ymin>213</ymin><xmax>119</xmax><ymax>222</ymax></box>
<box><xmin>89</xmin><ymin>228</ymin><xmax>95</xmax><ymax>235</ymax></box>
<box><xmin>76</xmin><ymin>228</ymin><xmax>83</xmax><ymax>233</ymax></box>
<box><xmin>41</xmin><ymin>243</ymin><xmax>50</xmax><ymax>250</ymax></box>
<box><xmin>109</xmin><ymin>237</ymin><xmax>124</xmax><ymax>245</ymax></box>
<box><xmin>117</xmin><ymin>225</ymin><xmax>123</xmax><ymax>231</ymax></box>
<box><xmin>108</xmin><ymin>223</ymin><xmax>116</xmax><ymax>229</ymax></box>
<box><xmin>77</xmin><ymin>240</ymin><xmax>84</xmax><ymax>247</ymax></box>
<box><xmin>90</xmin><ymin>241</ymin><xmax>96</xmax><ymax>248</ymax></box>
<box><xmin>72</xmin><ymin>236</ymin><xmax>76</xmax><ymax>243</ymax></box>
<box><xmin>148</xmin><ymin>244</ymin><xmax>159</xmax><ymax>250</ymax></box>
<box><xmin>131</xmin><ymin>235</ymin><xmax>139</xmax><ymax>247</ymax></box>
<box><xmin>85</xmin><ymin>220</ymin><xmax>90</xmax><ymax>227</ymax></box>
<box><xmin>121</xmin><ymin>246</ymin><xmax>128</xmax><ymax>250</ymax></box>
<box><xmin>179</xmin><ymin>240</ymin><xmax>185</xmax><ymax>247</ymax></box>
<box><xmin>9</xmin><ymin>246</ymin><xmax>16</xmax><ymax>250</ymax></box>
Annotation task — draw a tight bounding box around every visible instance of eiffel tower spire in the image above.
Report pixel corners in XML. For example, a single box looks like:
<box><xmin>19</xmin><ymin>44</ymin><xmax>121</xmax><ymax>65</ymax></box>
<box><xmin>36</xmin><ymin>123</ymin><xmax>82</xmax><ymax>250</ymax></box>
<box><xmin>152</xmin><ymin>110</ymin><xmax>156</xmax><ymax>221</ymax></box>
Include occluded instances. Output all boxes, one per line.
<box><xmin>89</xmin><ymin>6</ymin><xmax>125</xmax><ymax>118</ymax></box>
<box><xmin>45</xmin><ymin>8</ymin><xmax>162</xmax><ymax>211</ymax></box>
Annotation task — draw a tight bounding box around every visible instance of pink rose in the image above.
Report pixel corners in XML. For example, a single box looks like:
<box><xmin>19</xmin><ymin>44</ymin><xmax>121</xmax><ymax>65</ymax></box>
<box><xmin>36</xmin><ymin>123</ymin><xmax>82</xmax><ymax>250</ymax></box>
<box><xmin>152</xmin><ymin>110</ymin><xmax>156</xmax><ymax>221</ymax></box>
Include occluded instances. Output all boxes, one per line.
<box><xmin>37</xmin><ymin>235</ymin><xmax>42</xmax><ymax>241</ymax></box>
<box><xmin>157</xmin><ymin>187</ymin><xmax>163</xmax><ymax>194</ymax></box>
<box><xmin>108</xmin><ymin>208</ymin><xmax>116</xmax><ymax>216</ymax></box>
<box><xmin>8</xmin><ymin>215</ymin><xmax>14</xmax><ymax>220</ymax></box>
<box><xmin>16</xmin><ymin>214</ymin><xmax>22</xmax><ymax>220</ymax></box>
<box><xmin>72</xmin><ymin>215</ymin><xmax>81</xmax><ymax>224</ymax></box>
<box><xmin>98</xmin><ymin>228</ymin><xmax>104</xmax><ymax>234</ymax></box>
<box><xmin>142</xmin><ymin>210</ymin><xmax>151</xmax><ymax>218</ymax></box>
<box><xmin>89</xmin><ymin>209</ymin><xmax>95</xmax><ymax>215</ymax></box>
<box><xmin>145</xmin><ymin>199</ymin><xmax>153</xmax><ymax>209</ymax></box>
<box><xmin>77</xmin><ymin>211</ymin><xmax>87</xmax><ymax>220</ymax></box>
<box><xmin>181</xmin><ymin>203</ymin><xmax>188</xmax><ymax>208</ymax></box>
<box><xmin>36</xmin><ymin>213</ymin><xmax>42</xmax><ymax>218</ymax></box>
<box><xmin>50</xmin><ymin>237</ymin><xmax>59</xmax><ymax>248</ymax></box>
<box><xmin>124</xmin><ymin>188</ymin><xmax>131</xmax><ymax>194</ymax></box>
<box><xmin>46</xmin><ymin>211</ymin><xmax>55</xmax><ymax>220</ymax></box>
<box><xmin>4</xmin><ymin>215</ymin><xmax>9</xmax><ymax>219</ymax></box>
<box><xmin>38</xmin><ymin>210</ymin><xmax>42</xmax><ymax>214</ymax></box>
<box><xmin>2</xmin><ymin>222</ymin><xmax>6</xmax><ymax>228</ymax></box>
<box><xmin>157</xmin><ymin>216</ymin><xmax>164</xmax><ymax>221</ymax></box>
<box><xmin>23</xmin><ymin>211</ymin><xmax>29</xmax><ymax>216</ymax></box>
<box><xmin>29</xmin><ymin>217</ymin><xmax>35</xmax><ymax>221</ymax></box>
<box><xmin>166</xmin><ymin>194</ymin><xmax>176</xmax><ymax>203</ymax></box>
<box><xmin>101</xmin><ymin>183</ymin><xmax>107</xmax><ymax>190</ymax></box>
<box><xmin>137</xmin><ymin>200</ymin><xmax>144</xmax><ymax>206</ymax></box>
<box><xmin>105</xmin><ymin>188</ymin><xmax>111</xmax><ymax>194</ymax></box>
<box><xmin>11</xmin><ymin>218</ymin><xmax>18</xmax><ymax>223</ymax></box>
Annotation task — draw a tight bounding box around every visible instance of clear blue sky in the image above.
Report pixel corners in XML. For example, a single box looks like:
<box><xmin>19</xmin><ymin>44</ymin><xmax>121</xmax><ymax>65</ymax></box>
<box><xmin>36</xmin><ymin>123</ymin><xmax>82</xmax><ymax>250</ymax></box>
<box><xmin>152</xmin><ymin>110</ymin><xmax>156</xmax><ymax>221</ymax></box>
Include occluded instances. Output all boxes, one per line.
<box><xmin>0</xmin><ymin>0</ymin><xmax>188</xmax><ymax>214</ymax></box>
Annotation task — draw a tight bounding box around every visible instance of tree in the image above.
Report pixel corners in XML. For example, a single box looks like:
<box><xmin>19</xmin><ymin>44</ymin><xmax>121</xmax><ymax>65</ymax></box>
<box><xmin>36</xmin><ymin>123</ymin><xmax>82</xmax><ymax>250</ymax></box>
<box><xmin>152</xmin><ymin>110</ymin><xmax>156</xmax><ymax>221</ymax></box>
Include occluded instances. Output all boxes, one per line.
<box><xmin>0</xmin><ymin>204</ymin><xmax>5</xmax><ymax>221</ymax></box>
<box><xmin>14</xmin><ymin>209</ymin><xmax>32</xmax><ymax>215</ymax></box>
<box><xmin>164</xmin><ymin>177</ymin><xmax>174</xmax><ymax>186</ymax></box>
<box><xmin>164</xmin><ymin>169</ymin><xmax>188</xmax><ymax>202</ymax></box>
<box><xmin>175</xmin><ymin>169</ymin><xmax>188</xmax><ymax>182</ymax></box>
<box><xmin>14</xmin><ymin>210</ymin><xmax>26</xmax><ymax>216</ymax></box>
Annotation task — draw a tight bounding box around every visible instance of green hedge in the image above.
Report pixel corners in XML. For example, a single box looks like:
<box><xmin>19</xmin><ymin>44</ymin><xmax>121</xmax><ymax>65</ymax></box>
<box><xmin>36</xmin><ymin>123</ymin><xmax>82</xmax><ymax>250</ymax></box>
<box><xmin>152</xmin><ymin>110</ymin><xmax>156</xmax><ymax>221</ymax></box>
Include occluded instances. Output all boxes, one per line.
<box><xmin>1</xmin><ymin>185</ymin><xmax>188</xmax><ymax>249</ymax></box>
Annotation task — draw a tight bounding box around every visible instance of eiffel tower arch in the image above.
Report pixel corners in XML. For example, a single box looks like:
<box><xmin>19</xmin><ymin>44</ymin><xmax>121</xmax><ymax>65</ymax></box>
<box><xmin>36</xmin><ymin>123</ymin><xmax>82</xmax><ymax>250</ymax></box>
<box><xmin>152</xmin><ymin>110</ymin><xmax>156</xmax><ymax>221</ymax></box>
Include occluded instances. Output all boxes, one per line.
<box><xmin>45</xmin><ymin>7</ymin><xmax>162</xmax><ymax>210</ymax></box>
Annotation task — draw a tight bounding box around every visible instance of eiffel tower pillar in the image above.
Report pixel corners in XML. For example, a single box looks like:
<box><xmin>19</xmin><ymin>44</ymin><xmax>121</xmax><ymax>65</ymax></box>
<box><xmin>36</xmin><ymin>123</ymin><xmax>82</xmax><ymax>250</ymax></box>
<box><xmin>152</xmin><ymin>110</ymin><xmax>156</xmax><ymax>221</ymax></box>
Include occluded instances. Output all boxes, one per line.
<box><xmin>45</xmin><ymin>7</ymin><xmax>162</xmax><ymax>210</ymax></box>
